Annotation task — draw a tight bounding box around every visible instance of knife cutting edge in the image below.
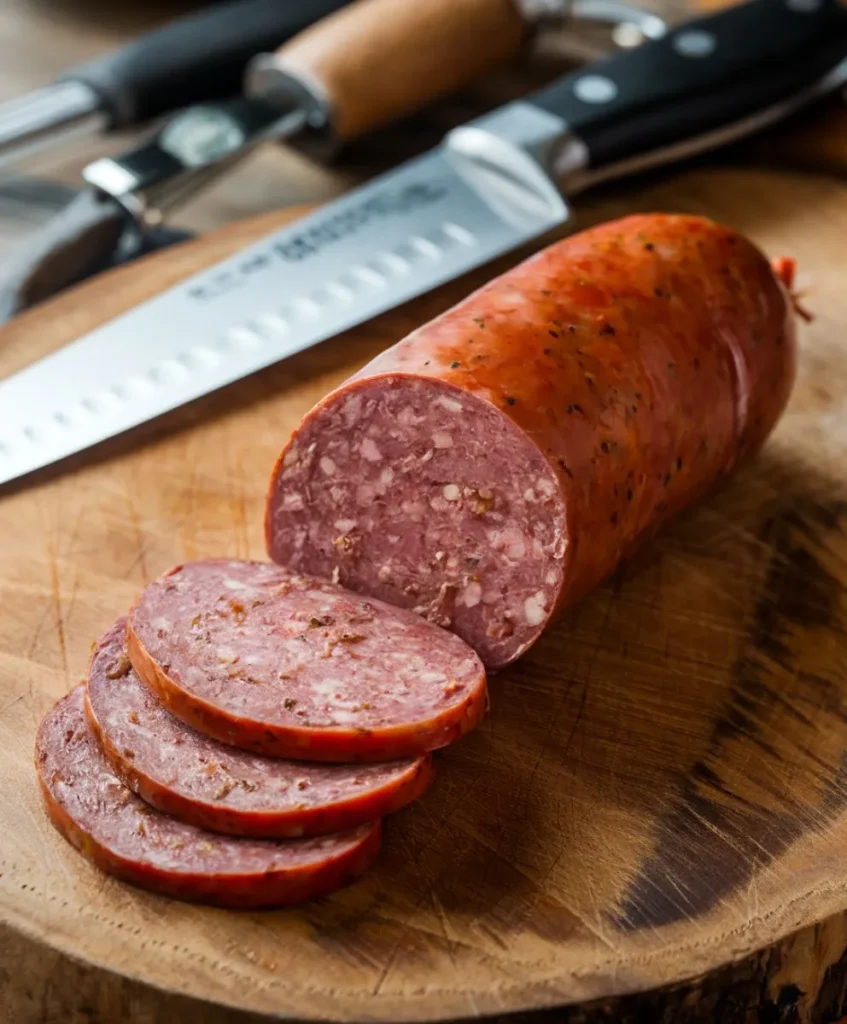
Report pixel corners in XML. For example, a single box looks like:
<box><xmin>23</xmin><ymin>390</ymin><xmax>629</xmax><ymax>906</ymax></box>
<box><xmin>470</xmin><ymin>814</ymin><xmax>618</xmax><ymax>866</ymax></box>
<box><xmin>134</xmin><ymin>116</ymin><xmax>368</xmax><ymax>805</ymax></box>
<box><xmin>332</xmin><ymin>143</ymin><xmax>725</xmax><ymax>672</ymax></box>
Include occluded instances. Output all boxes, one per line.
<box><xmin>0</xmin><ymin>0</ymin><xmax>357</xmax><ymax>172</ymax></box>
<box><xmin>0</xmin><ymin>0</ymin><xmax>548</xmax><ymax>323</ymax></box>
<box><xmin>2</xmin><ymin>0</ymin><xmax>847</xmax><ymax>489</ymax></box>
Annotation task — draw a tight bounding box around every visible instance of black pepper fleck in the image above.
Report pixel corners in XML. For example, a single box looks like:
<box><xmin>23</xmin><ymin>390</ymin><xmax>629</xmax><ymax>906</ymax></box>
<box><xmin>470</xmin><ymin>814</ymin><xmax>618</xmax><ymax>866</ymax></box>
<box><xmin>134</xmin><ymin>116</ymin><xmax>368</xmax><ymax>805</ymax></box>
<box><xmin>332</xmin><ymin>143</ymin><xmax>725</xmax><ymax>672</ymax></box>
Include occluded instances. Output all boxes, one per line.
<box><xmin>450</xmin><ymin>361</ymin><xmax>460</xmax><ymax>369</ymax></box>
<box><xmin>505</xmin><ymin>396</ymin><xmax>516</xmax><ymax>406</ymax></box>
<box><xmin>549</xmin><ymin>330</ymin><xmax>559</xmax><ymax>339</ymax></box>
<box><xmin>599</xmin><ymin>322</ymin><xmax>615</xmax><ymax>336</ymax></box>
<box><xmin>644</xmin><ymin>242</ymin><xmax>654</xmax><ymax>251</ymax></box>
<box><xmin>610</xmin><ymin>512</ymin><xmax>619</xmax><ymax>525</ymax></box>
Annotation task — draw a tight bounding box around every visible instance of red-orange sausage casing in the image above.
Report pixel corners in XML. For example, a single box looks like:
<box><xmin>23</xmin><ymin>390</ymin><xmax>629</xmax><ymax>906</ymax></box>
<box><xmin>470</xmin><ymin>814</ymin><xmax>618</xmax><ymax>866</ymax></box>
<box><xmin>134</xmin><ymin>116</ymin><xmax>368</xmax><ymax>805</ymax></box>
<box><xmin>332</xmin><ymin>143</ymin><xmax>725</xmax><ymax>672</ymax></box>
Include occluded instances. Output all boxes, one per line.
<box><xmin>267</xmin><ymin>214</ymin><xmax>797</xmax><ymax>669</ymax></box>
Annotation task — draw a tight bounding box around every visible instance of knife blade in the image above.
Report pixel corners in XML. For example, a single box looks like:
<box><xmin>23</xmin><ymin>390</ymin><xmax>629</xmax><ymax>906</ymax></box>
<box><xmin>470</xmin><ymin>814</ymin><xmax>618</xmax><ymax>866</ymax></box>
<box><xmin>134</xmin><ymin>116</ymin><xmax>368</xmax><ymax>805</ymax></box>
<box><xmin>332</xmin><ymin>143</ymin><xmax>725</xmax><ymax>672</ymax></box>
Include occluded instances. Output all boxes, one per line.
<box><xmin>0</xmin><ymin>0</ymin><xmax>536</xmax><ymax>323</ymax></box>
<box><xmin>0</xmin><ymin>0</ymin><xmax>354</xmax><ymax>172</ymax></box>
<box><xmin>2</xmin><ymin>0</ymin><xmax>847</xmax><ymax>488</ymax></box>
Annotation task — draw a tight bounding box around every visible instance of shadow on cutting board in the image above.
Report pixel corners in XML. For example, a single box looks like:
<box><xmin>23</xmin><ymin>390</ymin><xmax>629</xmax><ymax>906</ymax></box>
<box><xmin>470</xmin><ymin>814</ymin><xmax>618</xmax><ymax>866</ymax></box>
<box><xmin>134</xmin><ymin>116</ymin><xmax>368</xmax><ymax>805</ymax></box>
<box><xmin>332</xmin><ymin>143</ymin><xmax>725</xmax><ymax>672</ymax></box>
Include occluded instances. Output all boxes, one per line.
<box><xmin>288</xmin><ymin>449</ymin><xmax>847</xmax><ymax>953</ymax></box>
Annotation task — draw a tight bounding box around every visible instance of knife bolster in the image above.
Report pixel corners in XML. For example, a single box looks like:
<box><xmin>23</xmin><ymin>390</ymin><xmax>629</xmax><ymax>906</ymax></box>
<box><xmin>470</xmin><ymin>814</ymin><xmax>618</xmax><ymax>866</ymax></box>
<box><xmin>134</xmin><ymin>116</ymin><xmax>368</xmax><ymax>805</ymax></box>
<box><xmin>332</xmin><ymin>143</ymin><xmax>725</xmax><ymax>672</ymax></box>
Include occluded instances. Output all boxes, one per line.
<box><xmin>245</xmin><ymin>57</ymin><xmax>335</xmax><ymax>157</ymax></box>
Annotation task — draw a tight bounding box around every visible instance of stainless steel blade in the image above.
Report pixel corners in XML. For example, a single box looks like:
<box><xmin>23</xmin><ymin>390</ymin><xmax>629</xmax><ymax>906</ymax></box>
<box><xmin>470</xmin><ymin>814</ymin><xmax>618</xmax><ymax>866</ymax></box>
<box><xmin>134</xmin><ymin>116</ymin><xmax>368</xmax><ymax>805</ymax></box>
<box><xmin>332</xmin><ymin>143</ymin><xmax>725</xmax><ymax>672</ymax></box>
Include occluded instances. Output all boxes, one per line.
<box><xmin>0</xmin><ymin>82</ymin><xmax>105</xmax><ymax>172</ymax></box>
<box><xmin>0</xmin><ymin>103</ymin><xmax>571</xmax><ymax>486</ymax></box>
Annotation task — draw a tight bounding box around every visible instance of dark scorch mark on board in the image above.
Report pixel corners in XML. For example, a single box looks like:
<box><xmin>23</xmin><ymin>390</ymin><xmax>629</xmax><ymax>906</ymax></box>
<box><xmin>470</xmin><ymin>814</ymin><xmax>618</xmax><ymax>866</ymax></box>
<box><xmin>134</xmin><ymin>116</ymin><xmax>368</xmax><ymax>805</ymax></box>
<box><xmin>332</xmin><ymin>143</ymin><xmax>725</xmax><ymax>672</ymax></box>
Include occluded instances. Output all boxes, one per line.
<box><xmin>613</xmin><ymin>499</ymin><xmax>847</xmax><ymax>930</ymax></box>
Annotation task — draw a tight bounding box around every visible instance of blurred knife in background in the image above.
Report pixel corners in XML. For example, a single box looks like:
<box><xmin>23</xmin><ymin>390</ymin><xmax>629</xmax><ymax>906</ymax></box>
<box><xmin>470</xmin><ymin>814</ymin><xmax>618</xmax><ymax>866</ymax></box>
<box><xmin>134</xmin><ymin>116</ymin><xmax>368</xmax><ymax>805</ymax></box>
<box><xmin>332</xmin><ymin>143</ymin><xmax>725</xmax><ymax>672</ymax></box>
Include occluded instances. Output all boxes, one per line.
<box><xmin>2</xmin><ymin>0</ymin><xmax>846</xmax><ymax>487</ymax></box>
<box><xmin>0</xmin><ymin>0</ymin><xmax>355</xmax><ymax>173</ymax></box>
<box><xmin>1</xmin><ymin>0</ymin><xmax>663</xmax><ymax>322</ymax></box>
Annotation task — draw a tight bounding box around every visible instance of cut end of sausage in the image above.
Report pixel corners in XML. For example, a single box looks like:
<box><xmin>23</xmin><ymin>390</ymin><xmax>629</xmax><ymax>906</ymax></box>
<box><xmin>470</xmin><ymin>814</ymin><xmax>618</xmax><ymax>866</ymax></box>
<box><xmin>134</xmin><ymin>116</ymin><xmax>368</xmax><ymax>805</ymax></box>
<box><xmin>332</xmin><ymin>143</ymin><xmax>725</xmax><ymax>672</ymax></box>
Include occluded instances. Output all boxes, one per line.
<box><xmin>266</xmin><ymin>375</ymin><xmax>567</xmax><ymax>671</ymax></box>
<box><xmin>86</xmin><ymin>619</ymin><xmax>434</xmax><ymax>838</ymax></box>
<box><xmin>127</xmin><ymin>559</ymin><xmax>487</xmax><ymax>761</ymax></box>
<box><xmin>35</xmin><ymin>687</ymin><xmax>381</xmax><ymax>908</ymax></box>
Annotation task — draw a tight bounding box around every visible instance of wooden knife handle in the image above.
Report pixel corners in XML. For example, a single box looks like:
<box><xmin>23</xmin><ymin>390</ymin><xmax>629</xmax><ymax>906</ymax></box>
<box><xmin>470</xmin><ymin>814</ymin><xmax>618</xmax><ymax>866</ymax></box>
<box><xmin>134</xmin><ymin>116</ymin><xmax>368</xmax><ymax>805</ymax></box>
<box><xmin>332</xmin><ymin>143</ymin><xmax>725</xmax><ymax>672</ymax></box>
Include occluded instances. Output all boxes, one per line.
<box><xmin>267</xmin><ymin>0</ymin><xmax>527</xmax><ymax>141</ymax></box>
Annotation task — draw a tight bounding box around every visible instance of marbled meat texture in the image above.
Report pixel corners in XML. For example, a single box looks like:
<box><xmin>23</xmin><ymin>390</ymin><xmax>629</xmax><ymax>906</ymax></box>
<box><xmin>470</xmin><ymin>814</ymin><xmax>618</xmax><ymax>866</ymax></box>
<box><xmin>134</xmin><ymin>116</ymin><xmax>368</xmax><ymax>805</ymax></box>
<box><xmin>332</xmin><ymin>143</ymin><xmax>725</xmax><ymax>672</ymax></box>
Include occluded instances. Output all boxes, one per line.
<box><xmin>36</xmin><ymin>687</ymin><xmax>380</xmax><ymax>908</ymax></box>
<box><xmin>127</xmin><ymin>560</ymin><xmax>487</xmax><ymax>762</ymax></box>
<box><xmin>266</xmin><ymin>214</ymin><xmax>797</xmax><ymax>670</ymax></box>
<box><xmin>86</xmin><ymin>619</ymin><xmax>434</xmax><ymax>837</ymax></box>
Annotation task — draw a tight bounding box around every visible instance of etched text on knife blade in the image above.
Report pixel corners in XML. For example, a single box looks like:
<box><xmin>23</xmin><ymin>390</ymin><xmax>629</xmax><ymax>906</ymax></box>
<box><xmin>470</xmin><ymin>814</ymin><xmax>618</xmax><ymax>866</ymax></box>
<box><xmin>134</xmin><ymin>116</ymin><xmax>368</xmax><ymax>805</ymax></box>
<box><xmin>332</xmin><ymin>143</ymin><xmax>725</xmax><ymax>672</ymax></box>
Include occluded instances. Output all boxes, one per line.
<box><xmin>189</xmin><ymin>182</ymin><xmax>450</xmax><ymax>302</ymax></box>
<box><xmin>0</xmin><ymin>104</ymin><xmax>573</xmax><ymax>485</ymax></box>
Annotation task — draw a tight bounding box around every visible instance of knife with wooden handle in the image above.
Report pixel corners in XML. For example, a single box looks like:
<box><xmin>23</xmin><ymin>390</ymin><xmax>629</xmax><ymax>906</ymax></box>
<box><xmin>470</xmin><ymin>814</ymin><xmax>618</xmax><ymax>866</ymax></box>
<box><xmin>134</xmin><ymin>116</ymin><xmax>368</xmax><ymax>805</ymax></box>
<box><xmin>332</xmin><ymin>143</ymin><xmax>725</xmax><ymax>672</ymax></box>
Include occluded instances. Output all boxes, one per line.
<box><xmin>0</xmin><ymin>0</ymin><xmax>356</xmax><ymax>171</ymax></box>
<box><xmin>0</xmin><ymin>0</ymin><xmax>541</xmax><ymax>323</ymax></box>
<box><xmin>246</xmin><ymin>0</ymin><xmax>530</xmax><ymax>145</ymax></box>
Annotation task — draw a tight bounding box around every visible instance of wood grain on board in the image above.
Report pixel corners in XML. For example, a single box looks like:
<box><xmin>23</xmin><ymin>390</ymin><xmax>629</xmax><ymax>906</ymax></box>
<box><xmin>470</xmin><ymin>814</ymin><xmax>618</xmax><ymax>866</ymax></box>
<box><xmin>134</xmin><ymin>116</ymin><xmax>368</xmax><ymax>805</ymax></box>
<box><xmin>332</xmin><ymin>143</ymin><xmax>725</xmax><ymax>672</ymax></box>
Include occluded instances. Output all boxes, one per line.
<box><xmin>1</xmin><ymin>167</ymin><xmax>847</xmax><ymax>1023</ymax></box>
<box><xmin>5</xmin><ymin>0</ymin><xmax>847</xmax><ymax>1019</ymax></box>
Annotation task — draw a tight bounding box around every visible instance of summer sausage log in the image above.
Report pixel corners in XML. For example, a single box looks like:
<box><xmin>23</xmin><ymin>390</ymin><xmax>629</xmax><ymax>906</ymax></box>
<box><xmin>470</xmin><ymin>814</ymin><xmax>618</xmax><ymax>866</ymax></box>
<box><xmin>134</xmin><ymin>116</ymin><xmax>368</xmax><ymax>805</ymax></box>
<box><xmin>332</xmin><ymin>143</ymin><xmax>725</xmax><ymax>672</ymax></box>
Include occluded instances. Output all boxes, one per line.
<box><xmin>266</xmin><ymin>214</ymin><xmax>797</xmax><ymax>670</ymax></box>
<box><xmin>127</xmin><ymin>559</ymin><xmax>486</xmax><ymax>761</ymax></box>
<box><xmin>86</xmin><ymin>619</ymin><xmax>434</xmax><ymax>837</ymax></box>
<box><xmin>36</xmin><ymin>688</ymin><xmax>380</xmax><ymax>908</ymax></box>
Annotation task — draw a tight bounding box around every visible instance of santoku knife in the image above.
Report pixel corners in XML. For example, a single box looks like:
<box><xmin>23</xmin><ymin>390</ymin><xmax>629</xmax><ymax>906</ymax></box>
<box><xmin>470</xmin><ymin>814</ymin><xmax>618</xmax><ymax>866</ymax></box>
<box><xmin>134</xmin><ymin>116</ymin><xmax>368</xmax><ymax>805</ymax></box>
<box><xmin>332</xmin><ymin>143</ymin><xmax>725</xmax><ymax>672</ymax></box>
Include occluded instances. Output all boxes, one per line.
<box><xmin>2</xmin><ymin>0</ymin><xmax>847</xmax><ymax>488</ymax></box>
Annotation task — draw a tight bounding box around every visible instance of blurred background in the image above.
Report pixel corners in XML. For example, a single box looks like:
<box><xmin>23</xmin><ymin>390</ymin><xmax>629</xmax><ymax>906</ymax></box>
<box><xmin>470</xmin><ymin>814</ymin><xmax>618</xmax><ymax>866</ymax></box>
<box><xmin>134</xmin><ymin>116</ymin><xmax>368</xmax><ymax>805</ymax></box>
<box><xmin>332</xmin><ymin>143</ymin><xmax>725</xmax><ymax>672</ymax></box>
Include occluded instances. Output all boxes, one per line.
<box><xmin>1</xmin><ymin>0</ymin><xmax>846</xmax><ymax>304</ymax></box>
<box><xmin>0</xmin><ymin>0</ymin><xmax>686</xmax><ymax>253</ymax></box>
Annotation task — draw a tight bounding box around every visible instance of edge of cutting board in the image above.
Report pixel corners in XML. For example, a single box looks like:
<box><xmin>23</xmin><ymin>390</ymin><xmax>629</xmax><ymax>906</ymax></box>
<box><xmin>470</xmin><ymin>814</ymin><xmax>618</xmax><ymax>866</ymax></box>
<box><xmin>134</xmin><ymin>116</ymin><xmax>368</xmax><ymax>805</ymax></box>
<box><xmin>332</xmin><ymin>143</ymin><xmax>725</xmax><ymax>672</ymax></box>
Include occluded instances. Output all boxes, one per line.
<box><xmin>3</xmin><ymin>167</ymin><xmax>847</xmax><ymax>1023</ymax></box>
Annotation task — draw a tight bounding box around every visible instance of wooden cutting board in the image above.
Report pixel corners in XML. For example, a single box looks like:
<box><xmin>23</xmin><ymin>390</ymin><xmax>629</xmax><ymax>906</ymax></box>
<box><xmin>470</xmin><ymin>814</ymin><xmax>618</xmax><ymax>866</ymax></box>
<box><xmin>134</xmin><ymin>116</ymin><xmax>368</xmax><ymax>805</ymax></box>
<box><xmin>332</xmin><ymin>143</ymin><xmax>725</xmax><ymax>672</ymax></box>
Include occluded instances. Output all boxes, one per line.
<box><xmin>2</xmin><ymin>165</ymin><xmax>847</xmax><ymax>1024</ymax></box>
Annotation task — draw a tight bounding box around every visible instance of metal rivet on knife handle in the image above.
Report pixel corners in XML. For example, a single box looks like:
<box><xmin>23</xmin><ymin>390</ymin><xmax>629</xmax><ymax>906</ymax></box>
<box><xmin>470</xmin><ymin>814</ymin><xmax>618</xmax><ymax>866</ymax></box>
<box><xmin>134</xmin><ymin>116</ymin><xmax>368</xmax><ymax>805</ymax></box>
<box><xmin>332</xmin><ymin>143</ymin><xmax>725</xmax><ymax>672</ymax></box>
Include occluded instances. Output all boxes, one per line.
<box><xmin>246</xmin><ymin>0</ymin><xmax>529</xmax><ymax>143</ymax></box>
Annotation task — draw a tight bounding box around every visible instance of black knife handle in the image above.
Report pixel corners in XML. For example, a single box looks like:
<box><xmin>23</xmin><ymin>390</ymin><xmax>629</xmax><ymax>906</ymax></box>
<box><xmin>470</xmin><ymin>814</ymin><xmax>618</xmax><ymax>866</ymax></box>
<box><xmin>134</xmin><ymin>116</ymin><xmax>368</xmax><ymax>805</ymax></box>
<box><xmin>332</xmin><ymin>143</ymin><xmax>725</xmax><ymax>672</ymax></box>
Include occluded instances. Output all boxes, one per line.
<box><xmin>529</xmin><ymin>0</ymin><xmax>847</xmax><ymax>173</ymax></box>
<box><xmin>59</xmin><ymin>0</ymin><xmax>352</xmax><ymax>130</ymax></box>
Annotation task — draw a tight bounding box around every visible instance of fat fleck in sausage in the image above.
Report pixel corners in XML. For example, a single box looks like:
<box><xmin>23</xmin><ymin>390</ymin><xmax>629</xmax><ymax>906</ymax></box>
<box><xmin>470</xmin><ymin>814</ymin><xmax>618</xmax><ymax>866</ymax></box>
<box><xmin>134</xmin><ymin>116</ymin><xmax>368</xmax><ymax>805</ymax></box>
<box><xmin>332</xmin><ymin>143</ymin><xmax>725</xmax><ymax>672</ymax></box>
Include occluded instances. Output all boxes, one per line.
<box><xmin>266</xmin><ymin>215</ymin><xmax>797</xmax><ymax>670</ymax></box>
<box><xmin>127</xmin><ymin>559</ymin><xmax>487</xmax><ymax>761</ymax></box>
<box><xmin>87</xmin><ymin>619</ymin><xmax>434</xmax><ymax>837</ymax></box>
<box><xmin>36</xmin><ymin>688</ymin><xmax>381</xmax><ymax>908</ymax></box>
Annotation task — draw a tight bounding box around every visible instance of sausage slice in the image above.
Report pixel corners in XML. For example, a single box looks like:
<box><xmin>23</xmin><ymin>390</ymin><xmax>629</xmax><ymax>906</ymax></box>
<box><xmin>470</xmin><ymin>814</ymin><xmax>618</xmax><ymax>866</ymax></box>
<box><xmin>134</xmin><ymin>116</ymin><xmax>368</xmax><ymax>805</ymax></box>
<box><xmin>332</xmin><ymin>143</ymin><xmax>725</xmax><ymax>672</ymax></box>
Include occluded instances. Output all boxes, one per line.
<box><xmin>266</xmin><ymin>214</ymin><xmax>797</xmax><ymax>669</ymax></box>
<box><xmin>127</xmin><ymin>560</ymin><xmax>486</xmax><ymax>762</ymax></box>
<box><xmin>86</xmin><ymin>619</ymin><xmax>434</xmax><ymax>837</ymax></box>
<box><xmin>36</xmin><ymin>687</ymin><xmax>380</xmax><ymax>908</ymax></box>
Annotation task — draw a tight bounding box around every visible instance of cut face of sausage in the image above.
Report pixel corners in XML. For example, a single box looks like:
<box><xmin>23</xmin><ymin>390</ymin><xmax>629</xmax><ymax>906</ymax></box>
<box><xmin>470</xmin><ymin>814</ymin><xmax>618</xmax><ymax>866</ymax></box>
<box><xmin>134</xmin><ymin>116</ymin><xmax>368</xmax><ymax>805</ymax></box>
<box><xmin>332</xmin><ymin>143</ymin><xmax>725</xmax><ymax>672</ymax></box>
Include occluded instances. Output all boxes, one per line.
<box><xmin>127</xmin><ymin>560</ymin><xmax>487</xmax><ymax>762</ymax></box>
<box><xmin>86</xmin><ymin>620</ymin><xmax>434</xmax><ymax>837</ymax></box>
<box><xmin>36</xmin><ymin>688</ymin><xmax>381</xmax><ymax>908</ymax></box>
<box><xmin>267</xmin><ymin>377</ymin><xmax>566</xmax><ymax>669</ymax></box>
<box><xmin>267</xmin><ymin>214</ymin><xmax>796</xmax><ymax>670</ymax></box>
